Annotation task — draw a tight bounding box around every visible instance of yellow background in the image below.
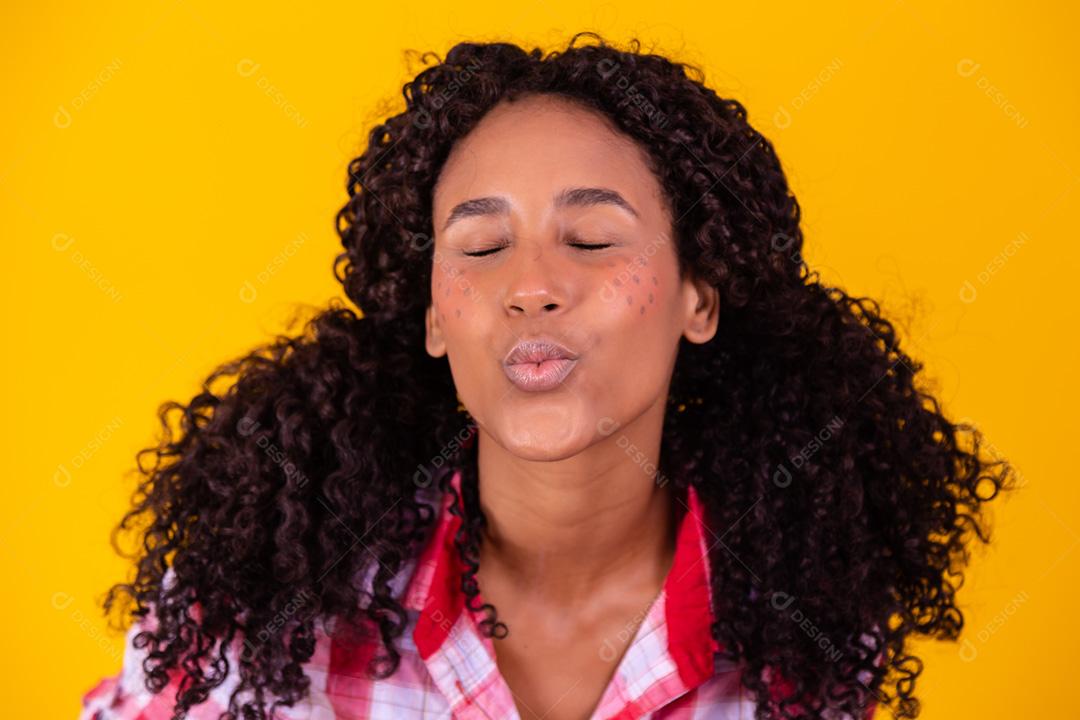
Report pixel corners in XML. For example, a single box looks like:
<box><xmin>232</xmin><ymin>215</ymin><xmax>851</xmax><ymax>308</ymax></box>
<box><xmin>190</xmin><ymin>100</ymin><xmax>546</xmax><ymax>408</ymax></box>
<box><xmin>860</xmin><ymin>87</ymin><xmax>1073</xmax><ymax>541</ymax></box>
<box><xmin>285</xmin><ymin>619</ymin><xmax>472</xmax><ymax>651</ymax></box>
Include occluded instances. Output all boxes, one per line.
<box><xmin>2</xmin><ymin>2</ymin><xmax>1075</xmax><ymax>717</ymax></box>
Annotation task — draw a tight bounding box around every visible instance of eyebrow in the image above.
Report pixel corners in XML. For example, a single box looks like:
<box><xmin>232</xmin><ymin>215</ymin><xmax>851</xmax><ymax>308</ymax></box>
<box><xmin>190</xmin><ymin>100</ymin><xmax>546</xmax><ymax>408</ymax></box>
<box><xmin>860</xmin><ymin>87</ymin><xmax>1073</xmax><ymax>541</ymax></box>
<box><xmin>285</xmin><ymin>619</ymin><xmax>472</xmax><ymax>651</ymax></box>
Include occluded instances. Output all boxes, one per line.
<box><xmin>440</xmin><ymin>186</ymin><xmax>639</xmax><ymax>232</ymax></box>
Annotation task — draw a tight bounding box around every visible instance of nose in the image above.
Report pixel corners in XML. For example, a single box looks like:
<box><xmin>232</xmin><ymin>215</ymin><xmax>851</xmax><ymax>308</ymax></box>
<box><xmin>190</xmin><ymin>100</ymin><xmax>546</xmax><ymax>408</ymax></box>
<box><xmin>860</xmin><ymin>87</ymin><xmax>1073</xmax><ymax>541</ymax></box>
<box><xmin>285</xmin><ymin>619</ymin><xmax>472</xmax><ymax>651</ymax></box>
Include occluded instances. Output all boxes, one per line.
<box><xmin>506</xmin><ymin>289</ymin><xmax>561</xmax><ymax>317</ymax></box>
<box><xmin>504</xmin><ymin>243</ymin><xmax>567</xmax><ymax>318</ymax></box>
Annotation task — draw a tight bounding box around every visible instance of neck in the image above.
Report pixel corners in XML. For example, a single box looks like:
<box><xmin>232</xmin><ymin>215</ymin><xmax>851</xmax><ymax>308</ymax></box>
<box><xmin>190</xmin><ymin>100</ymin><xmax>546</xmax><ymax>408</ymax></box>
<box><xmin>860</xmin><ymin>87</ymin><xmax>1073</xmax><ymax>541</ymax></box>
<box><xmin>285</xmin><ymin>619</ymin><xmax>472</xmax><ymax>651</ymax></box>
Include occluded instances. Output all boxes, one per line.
<box><xmin>473</xmin><ymin>402</ymin><xmax>676</xmax><ymax>607</ymax></box>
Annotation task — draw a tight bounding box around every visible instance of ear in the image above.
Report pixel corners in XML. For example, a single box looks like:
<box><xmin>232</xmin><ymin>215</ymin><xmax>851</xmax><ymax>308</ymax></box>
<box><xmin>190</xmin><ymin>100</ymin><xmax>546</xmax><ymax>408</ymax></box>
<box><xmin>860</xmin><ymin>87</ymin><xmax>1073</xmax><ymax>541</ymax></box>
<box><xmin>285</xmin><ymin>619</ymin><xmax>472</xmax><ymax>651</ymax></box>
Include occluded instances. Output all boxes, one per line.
<box><xmin>682</xmin><ymin>272</ymin><xmax>720</xmax><ymax>344</ymax></box>
<box><xmin>425</xmin><ymin>302</ymin><xmax>448</xmax><ymax>358</ymax></box>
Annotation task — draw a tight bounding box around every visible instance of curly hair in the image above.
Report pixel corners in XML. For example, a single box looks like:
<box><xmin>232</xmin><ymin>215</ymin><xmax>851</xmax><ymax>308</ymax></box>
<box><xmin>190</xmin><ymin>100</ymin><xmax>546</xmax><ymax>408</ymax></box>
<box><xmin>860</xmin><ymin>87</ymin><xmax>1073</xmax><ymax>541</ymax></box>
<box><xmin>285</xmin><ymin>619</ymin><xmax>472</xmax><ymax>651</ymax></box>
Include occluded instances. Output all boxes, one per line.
<box><xmin>99</xmin><ymin>31</ymin><xmax>1016</xmax><ymax>720</ymax></box>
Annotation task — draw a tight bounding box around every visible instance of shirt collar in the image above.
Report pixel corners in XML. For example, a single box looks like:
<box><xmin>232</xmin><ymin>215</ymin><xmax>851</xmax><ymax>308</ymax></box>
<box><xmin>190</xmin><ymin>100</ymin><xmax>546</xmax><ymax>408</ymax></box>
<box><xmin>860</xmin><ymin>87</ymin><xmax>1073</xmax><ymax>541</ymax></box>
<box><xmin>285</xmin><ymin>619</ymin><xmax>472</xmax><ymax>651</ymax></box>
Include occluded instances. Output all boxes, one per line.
<box><xmin>403</xmin><ymin>467</ymin><xmax>721</xmax><ymax>692</ymax></box>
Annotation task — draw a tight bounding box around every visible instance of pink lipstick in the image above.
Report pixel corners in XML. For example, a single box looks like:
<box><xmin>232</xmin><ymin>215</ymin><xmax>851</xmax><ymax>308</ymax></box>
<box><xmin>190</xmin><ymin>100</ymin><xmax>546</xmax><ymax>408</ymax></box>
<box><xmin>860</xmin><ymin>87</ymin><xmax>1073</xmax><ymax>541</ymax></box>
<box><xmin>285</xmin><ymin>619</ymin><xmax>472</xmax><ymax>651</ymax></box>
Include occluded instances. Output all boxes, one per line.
<box><xmin>502</xmin><ymin>338</ymin><xmax>580</xmax><ymax>392</ymax></box>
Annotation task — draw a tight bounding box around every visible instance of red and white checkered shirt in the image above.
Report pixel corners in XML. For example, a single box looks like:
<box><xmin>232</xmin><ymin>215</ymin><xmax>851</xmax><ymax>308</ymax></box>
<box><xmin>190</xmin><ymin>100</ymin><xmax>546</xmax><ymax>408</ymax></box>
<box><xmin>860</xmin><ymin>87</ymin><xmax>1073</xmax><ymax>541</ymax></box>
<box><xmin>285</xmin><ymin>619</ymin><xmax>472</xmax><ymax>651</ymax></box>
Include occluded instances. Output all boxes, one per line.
<box><xmin>79</xmin><ymin>468</ymin><xmax>877</xmax><ymax>719</ymax></box>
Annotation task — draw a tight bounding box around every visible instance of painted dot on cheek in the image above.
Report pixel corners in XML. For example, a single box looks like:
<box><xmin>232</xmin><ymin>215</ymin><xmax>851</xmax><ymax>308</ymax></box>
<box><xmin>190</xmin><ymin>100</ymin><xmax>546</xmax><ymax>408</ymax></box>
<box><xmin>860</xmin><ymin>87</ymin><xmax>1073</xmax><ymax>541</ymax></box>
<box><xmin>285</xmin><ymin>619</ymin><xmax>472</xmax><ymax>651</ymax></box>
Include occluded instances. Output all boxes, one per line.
<box><xmin>632</xmin><ymin>275</ymin><xmax>640</xmax><ymax>284</ymax></box>
<box><xmin>614</xmin><ymin>278</ymin><xmax>622</xmax><ymax>287</ymax></box>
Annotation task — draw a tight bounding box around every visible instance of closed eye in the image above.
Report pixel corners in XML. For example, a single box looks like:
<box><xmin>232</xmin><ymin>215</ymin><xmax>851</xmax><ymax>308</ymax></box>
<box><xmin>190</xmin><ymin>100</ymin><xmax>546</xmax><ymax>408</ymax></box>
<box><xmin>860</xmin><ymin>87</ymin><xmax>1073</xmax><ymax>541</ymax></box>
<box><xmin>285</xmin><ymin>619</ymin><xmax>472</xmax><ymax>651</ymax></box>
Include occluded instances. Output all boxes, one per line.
<box><xmin>463</xmin><ymin>241</ymin><xmax>613</xmax><ymax>257</ymax></box>
<box><xmin>462</xmin><ymin>246</ymin><xmax>504</xmax><ymax>258</ymax></box>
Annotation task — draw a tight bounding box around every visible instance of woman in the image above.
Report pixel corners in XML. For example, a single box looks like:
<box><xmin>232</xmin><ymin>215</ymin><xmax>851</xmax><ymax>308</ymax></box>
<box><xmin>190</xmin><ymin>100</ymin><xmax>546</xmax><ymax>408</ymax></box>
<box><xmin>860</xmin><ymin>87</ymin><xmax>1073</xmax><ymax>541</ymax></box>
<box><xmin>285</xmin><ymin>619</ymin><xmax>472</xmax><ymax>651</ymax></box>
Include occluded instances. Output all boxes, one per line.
<box><xmin>78</xmin><ymin>33</ymin><xmax>1014</xmax><ymax>720</ymax></box>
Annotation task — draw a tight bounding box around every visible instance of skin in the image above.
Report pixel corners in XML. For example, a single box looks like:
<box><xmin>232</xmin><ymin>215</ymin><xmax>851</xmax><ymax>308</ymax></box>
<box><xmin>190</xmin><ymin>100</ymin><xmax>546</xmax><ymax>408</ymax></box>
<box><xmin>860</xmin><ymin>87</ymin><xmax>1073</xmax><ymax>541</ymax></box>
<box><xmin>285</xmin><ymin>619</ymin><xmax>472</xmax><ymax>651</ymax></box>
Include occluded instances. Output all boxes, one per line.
<box><xmin>424</xmin><ymin>93</ymin><xmax>720</xmax><ymax>720</ymax></box>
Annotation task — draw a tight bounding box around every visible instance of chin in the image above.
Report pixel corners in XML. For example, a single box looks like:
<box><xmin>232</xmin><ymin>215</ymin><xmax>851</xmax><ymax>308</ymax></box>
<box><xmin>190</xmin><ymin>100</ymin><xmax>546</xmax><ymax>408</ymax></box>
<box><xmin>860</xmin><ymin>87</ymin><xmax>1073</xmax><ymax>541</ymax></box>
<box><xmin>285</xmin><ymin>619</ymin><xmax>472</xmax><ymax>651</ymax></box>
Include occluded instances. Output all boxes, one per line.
<box><xmin>498</xmin><ymin>423</ymin><xmax>590</xmax><ymax>461</ymax></box>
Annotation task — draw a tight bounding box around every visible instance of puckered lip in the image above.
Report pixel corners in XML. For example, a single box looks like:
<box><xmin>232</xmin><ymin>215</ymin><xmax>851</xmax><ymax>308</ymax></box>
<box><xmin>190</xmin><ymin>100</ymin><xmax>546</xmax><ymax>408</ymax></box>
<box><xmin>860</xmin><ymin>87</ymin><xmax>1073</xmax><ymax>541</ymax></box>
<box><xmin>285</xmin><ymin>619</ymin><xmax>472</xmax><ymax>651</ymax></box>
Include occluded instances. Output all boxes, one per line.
<box><xmin>503</xmin><ymin>337</ymin><xmax>580</xmax><ymax>366</ymax></box>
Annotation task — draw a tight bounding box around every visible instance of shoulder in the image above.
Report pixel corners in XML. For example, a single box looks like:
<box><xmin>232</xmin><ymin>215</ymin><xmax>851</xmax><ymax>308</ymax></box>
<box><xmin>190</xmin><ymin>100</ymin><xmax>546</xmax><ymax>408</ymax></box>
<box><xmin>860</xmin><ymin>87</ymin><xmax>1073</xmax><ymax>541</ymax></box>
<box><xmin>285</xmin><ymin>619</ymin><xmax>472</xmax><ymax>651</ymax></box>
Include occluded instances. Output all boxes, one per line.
<box><xmin>79</xmin><ymin>474</ymin><xmax>448</xmax><ymax>719</ymax></box>
<box><xmin>79</xmin><ymin>535</ymin><xmax>434</xmax><ymax>719</ymax></box>
<box><xmin>78</xmin><ymin>607</ymin><xmax>361</xmax><ymax>719</ymax></box>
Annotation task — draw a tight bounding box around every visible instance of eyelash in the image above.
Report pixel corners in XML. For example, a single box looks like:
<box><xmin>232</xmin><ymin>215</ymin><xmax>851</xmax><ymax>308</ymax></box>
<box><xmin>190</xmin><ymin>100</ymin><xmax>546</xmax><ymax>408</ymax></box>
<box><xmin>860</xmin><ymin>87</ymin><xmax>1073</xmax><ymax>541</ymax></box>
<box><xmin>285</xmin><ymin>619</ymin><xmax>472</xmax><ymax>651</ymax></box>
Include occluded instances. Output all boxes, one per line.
<box><xmin>463</xmin><ymin>242</ymin><xmax>613</xmax><ymax>258</ymax></box>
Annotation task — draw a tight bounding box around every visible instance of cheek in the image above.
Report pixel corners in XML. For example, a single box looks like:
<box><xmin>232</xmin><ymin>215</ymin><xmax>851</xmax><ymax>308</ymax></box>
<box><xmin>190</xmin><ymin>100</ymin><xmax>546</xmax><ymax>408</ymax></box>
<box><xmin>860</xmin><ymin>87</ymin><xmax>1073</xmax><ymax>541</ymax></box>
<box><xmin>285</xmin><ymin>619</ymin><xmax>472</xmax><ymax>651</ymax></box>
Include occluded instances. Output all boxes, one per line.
<box><xmin>594</xmin><ymin>260</ymin><xmax>672</xmax><ymax>404</ymax></box>
<box><xmin>433</xmin><ymin>266</ymin><xmax>474</xmax><ymax>323</ymax></box>
<box><xmin>605</xmin><ymin>259</ymin><xmax>660</xmax><ymax>318</ymax></box>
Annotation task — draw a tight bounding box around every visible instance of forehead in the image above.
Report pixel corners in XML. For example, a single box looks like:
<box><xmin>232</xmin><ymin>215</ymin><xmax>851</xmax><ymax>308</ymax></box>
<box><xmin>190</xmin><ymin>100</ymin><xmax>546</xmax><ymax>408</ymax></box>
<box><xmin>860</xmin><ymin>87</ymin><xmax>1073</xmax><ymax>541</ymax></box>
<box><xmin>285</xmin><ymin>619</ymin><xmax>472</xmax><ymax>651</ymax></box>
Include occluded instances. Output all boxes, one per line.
<box><xmin>432</xmin><ymin>94</ymin><xmax>669</xmax><ymax>222</ymax></box>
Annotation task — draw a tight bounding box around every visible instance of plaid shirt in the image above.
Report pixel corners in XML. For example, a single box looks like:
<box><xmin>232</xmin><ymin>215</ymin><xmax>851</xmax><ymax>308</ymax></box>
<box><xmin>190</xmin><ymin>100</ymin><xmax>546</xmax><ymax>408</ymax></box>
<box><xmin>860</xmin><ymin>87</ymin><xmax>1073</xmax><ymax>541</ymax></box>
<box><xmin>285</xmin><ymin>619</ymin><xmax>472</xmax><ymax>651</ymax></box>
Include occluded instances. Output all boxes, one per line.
<box><xmin>79</xmin><ymin>468</ymin><xmax>877</xmax><ymax>719</ymax></box>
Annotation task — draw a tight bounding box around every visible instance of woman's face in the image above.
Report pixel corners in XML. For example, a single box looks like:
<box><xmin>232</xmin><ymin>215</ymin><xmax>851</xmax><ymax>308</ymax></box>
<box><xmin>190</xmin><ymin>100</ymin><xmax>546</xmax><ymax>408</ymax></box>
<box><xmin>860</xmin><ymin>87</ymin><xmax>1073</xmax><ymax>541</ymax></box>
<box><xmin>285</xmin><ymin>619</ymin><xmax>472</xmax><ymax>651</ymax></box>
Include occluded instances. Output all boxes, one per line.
<box><xmin>426</xmin><ymin>93</ymin><xmax>718</xmax><ymax>461</ymax></box>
